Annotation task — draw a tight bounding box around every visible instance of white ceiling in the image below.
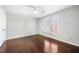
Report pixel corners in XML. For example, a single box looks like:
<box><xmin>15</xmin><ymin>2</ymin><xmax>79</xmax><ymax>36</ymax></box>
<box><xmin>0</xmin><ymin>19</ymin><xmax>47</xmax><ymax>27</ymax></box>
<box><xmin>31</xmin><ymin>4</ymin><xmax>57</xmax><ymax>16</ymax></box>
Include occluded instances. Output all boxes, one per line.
<box><xmin>4</xmin><ymin>5</ymin><xmax>73</xmax><ymax>18</ymax></box>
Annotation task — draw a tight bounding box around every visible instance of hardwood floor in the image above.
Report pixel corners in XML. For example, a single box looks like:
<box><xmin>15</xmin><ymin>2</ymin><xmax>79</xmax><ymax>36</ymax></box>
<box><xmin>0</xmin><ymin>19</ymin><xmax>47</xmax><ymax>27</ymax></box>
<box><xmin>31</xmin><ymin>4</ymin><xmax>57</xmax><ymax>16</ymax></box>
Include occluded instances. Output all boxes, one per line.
<box><xmin>40</xmin><ymin>35</ymin><xmax>79</xmax><ymax>53</ymax></box>
<box><xmin>5</xmin><ymin>35</ymin><xmax>44</xmax><ymax>53</ymax></box>
<box><xmin>0</xmin><ymin>34</ymin><xmax>79</xmax><ymax>53</ymax></box>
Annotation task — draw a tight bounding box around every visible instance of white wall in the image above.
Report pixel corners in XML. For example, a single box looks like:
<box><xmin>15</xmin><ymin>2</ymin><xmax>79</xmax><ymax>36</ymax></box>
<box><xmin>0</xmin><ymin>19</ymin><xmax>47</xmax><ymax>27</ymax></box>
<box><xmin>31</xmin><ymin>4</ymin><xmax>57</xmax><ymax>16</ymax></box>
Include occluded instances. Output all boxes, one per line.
<box><xmin>6</xmin><ymin>13</ymin><xmax>37</xmax><ymax>39</ymax></box>
<box><xmin>38</xmin><ymin>6</ymin><xmax>79</xmax><ymax>46</ymax></box>
<box><xmin>0</xmin><ymin>6</ymin><xmax>6</xmax><ymax>46</ymax></box>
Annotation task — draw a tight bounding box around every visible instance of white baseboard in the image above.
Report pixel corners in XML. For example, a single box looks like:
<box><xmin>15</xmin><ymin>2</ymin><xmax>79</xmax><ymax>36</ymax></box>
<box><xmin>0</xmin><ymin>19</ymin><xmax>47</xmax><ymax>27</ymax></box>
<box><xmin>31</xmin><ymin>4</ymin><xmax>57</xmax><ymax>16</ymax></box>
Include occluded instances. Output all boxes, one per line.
<box><xmin>7</xmin><ymin>34</ymin><xmax>37</xmax><ymax>40</ymax></box>
<box><xmin>39</xmin><ymin>33</ymin><xmax>79</xmax><ymax>47</ymax></box>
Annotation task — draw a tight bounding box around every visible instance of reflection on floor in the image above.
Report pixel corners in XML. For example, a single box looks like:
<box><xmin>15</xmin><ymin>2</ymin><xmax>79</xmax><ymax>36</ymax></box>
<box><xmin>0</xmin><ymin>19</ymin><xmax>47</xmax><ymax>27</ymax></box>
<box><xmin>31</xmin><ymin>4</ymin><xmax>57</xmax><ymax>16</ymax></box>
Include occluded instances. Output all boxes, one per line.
<box><xmin>0</xmin><ymin>34</ymin><xmax>79</xmax><ymax>53</ymax></box>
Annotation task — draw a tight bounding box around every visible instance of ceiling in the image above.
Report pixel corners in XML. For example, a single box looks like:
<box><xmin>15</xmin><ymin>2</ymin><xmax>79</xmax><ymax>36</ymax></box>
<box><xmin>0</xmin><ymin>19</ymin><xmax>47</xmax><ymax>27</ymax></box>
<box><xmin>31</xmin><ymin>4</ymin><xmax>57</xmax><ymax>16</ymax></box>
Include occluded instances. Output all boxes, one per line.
<box><xmin>4</xmin><ymin>5</ymin><xmax>73</xmax><ymax>18</ymax></box>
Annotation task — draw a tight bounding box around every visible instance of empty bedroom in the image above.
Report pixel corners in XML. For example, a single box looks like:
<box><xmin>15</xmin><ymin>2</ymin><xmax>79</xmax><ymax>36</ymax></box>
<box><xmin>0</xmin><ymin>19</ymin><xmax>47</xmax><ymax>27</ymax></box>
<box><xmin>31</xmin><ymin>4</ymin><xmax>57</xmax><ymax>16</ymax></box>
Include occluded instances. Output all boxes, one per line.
<box><xmin>0</xmin><ymin>5</ymin><xmax>79</xmax><ymax>53</ymax></box>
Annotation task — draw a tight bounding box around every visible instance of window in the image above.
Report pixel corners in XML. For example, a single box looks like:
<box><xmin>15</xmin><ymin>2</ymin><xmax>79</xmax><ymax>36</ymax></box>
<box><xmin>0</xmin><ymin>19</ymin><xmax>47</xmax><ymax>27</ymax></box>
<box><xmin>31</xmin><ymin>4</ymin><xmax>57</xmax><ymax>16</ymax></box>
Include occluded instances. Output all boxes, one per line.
<box><xmin>51</xmin><ymin>16</ymin><xmax>59</xmax><ymax>34</ymax></box>
<box><xmin>44</xmin><ymin>16</ymin><xmax>59</xmax><ymax>35</ymax></box>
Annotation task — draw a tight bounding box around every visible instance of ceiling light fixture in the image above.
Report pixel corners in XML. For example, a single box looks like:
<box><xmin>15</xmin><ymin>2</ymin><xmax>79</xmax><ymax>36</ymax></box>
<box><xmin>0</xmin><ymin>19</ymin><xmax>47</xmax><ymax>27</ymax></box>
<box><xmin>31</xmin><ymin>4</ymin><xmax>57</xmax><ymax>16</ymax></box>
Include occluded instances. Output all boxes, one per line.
<box><xmin>27</xmin><ymin>5</ymin><xmax>44</xmax><ymax>14</ymax></box>
<box><xmin>33</xmin><ymin>10</ymin><xmax>39</xmax><ymax>14</ymax></box>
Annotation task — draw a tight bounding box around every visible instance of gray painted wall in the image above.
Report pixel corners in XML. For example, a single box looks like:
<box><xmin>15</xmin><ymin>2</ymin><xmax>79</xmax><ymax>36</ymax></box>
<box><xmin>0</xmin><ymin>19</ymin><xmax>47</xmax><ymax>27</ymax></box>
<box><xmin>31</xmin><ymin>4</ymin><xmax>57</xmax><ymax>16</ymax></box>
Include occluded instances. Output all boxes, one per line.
<box><xmin>6</xmin><ymin>13</ymin><xmax>37</xmax><ymax>39</ymax></box>
<box><xmin>0</xmin><ymin>6</ymin><xmax>6</xmax><ymax>47</ymax></box>
<box><xmin>38</xmin><ymin>6</ymin><xmax>79</xmax><ymax>46</ymax></box>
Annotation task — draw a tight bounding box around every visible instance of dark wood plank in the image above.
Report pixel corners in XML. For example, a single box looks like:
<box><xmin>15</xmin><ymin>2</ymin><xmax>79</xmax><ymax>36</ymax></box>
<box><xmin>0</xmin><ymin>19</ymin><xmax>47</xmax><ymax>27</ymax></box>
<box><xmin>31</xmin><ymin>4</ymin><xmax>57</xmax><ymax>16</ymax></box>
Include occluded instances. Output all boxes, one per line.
<box><xmin>5</xmin><ymin>35</ymin><xmax>44</xmax><ymax>53</ymax></box>
<box><xmin>0</xmin><ymin>34</ymin><xmax>79</xmax><ymax>53</ymax></box>
<box><xmin>38</xmin><ymin>34</ymin><xmax>79</xmax><ymax>53</ymax></box>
